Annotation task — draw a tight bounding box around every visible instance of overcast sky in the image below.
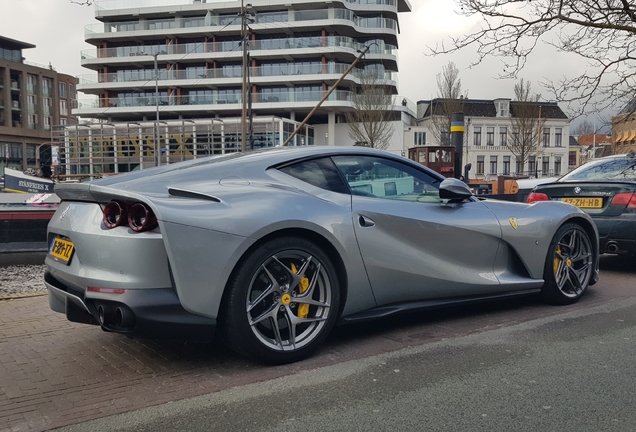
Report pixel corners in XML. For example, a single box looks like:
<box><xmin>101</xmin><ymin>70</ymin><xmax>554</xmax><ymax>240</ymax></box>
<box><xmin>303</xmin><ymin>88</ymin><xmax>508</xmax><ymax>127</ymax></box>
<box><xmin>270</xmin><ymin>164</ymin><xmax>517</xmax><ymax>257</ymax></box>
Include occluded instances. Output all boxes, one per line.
<box><xmin>0</xmin><ymin>0</ymin><xmax>605</xmax><ymax>126</ymax></box>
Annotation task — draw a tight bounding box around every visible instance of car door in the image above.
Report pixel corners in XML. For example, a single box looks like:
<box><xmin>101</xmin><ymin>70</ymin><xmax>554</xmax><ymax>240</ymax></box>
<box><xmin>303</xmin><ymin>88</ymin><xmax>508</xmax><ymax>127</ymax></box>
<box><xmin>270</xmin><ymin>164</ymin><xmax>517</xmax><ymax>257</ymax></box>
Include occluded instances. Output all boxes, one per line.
<box><xmin>331</xmin><ymin>155</ymin><xmax>505</xmax><ymax>306</ymax></box>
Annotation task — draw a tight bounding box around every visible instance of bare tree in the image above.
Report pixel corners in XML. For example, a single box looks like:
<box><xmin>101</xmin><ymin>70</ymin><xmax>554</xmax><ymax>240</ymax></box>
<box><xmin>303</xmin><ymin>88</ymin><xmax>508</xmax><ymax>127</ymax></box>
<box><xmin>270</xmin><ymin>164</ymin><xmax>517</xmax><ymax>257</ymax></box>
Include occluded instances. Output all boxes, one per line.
<box><xmin>429</xmin><ymin>0</ymin><xmax>636</xmax><ymax>116</ymax></box>
<box><xmin>571</xmin><ymin>119</ymin><xmax>596</xmax><ymax>136</ymax></box>
<box><xmin>345</xmin><ymin>70</ymin><xmax>395</xmax><ymax>150</ymax></box>
<box><xmin>508</xmin><ymin>79</ymin><xmax>542</xmax><ymax>176</ymax></box>
<box><xmin>429</xmin><ymin>62</ymin><xmax>466</xmax><ymax>145</ymax></box>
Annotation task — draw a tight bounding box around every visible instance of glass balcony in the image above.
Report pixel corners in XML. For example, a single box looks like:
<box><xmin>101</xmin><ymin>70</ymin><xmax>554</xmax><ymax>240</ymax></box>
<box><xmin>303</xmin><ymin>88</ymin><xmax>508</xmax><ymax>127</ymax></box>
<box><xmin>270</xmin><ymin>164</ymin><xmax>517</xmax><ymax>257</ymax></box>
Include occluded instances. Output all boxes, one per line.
<box><xmin>75</xmin><ymin>90</ymin><xmax>354</xmax><ymax>109</ymax></box>
<box><xmin>93</xmin><ymin>0</ymin><xmax>397</xmax><ymax>10</ymax></box>
<box><xmin>80</xmin><ymin>36</ymin><xmax>397</xmax><ymax>61</ymax></box>
<box><xmin>76</xmin><ymin>63</ymin><xmax>397</xmax><ymax>85</ymax></box>
<box><xmin>85</xmin><ymin>8</ymin><xmax>398</xmax><ymax>35</ymax></box>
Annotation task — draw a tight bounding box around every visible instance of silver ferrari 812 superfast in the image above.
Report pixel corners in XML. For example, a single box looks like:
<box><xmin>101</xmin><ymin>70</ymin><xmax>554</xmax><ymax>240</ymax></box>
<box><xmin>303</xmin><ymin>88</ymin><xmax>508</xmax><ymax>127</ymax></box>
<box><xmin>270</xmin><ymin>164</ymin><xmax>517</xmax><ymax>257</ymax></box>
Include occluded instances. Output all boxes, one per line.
<box><xmin>45</xmin><ymin>146</ymin><xmax>599</xmax><ymax>364</ymax></box>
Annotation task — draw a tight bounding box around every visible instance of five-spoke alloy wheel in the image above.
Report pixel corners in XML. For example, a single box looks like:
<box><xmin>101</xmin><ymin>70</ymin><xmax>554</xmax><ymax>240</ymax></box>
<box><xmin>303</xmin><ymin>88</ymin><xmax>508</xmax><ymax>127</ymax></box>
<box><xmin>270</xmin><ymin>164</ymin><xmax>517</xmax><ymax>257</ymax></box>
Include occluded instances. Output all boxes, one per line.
<box><xmin>542</xmin><ymin>223</ymin><xmax>594</xmax><ymax>305</ymax></box>
<box><xmin>221</xmin><ymin>237</ymin><xmax>340</xmax><ymax>364</ymax></box>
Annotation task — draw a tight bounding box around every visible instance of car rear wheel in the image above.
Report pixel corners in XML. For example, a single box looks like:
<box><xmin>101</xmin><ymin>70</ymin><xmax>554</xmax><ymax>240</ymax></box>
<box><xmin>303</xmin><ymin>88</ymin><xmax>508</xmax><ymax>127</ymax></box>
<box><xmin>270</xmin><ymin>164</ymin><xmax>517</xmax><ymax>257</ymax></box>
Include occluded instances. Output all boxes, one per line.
<box><xmin>542</xmin><ymin>223</ymin><xmax>594</xmax><ymax>305</ymax></box>
<box><xmin>221</xmin><ymin>237</ymin><xmax>340</xmax><ymax>364</ymax></box>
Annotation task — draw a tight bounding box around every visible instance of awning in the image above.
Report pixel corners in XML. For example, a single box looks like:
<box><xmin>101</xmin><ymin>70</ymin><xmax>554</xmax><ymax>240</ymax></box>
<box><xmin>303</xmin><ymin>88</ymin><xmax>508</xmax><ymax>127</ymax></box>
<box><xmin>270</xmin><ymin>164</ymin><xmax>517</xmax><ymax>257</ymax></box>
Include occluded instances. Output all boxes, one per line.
<box><xmin>629</xmin><ymin>131</ymin><xmax>636</xmax><ymax>141</ymax></box>
<box><xmin>616</xmin><ymin>132</ymin><xmax>625</xmax><ymax>142</ymax></box>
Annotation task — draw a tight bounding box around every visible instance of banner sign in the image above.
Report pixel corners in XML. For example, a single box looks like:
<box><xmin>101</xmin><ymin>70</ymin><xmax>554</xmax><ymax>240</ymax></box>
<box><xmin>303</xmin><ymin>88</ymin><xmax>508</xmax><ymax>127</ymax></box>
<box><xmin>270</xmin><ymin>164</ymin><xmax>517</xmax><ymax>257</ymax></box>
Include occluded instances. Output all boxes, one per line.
<box><xmin>3</xmin><ymin>168</ymin><xmax>55</xmax><ymax>194</ymax></box>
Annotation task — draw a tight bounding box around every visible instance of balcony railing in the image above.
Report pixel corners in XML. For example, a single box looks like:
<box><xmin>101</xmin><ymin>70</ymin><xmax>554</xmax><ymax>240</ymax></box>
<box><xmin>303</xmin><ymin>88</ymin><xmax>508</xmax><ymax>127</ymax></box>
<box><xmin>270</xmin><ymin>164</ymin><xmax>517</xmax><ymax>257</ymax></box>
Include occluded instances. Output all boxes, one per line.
<box><xmin>85</xmin><ymin>8</ymin><xmax>398</xmax><ymax>35</ymax></box>
<box><xmin>75</xmin><ymin>90</ymin><xmax>354</xmax><ymax>110</ymax></box>
<box><xmin>77</xmin><ymin>64</ymin><xmax>396</xmax><ymax>85</ymax></box>
<box><xmin>81</xmin><ymin>36</ymin><xmax>396</xmax><ymax>62</ymax></box>
<box><xmin>94</xmin><ymin>0</ymin><xmax>397</xmax><ymax>11</ymax></box>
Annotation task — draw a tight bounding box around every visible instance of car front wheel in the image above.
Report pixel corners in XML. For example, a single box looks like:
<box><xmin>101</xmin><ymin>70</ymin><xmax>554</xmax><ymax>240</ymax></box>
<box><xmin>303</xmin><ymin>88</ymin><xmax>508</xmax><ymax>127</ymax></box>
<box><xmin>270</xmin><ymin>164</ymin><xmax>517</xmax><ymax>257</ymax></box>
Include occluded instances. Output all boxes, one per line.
<box><xmin>542</xmin><ymin>223</ymin><xmax>594</xmax><ymax>305</ymax></box>
<box><xmin>221</xmin><ymin>237</ymin><xmax>340</xmax><ymax>364</ymax></box>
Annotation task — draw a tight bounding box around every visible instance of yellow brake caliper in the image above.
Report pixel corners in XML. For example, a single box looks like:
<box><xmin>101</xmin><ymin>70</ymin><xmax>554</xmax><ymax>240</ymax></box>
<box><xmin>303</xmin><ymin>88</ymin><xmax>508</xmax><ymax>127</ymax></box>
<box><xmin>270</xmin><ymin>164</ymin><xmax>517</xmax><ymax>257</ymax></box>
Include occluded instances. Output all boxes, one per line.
<box><xmin>553</xmin><ymin>246</ymin><xmax>561</xmax><ymax>276</ymax></box>
<box><xmin>291</xmin><ymin>263</ymin><xmax>310</xmax><ymax>318</ymax></box>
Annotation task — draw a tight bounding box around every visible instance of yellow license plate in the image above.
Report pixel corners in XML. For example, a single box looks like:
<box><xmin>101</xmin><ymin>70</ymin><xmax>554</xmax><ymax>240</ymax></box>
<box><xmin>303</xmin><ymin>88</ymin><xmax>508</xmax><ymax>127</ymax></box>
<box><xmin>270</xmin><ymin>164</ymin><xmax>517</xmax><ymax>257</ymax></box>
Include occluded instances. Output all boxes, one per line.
<box><xmin>561</xmin><ymin>197</ymin><xmax>603</xmax><ymax>208</ymax></box>
<box><xmin>49</xmin><ymin>238</ymin><xmax>75</xmax><ymax>265</ymax></box>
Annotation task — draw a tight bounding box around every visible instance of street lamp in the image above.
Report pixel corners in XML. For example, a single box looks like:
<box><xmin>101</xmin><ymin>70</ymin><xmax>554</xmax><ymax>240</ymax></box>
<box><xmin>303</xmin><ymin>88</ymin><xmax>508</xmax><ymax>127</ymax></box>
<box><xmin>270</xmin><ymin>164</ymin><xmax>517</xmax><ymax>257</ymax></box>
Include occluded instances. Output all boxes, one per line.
<box><xmin>154</xmin><ymin>52</ymin><xmax>160</xmax><ymax>167</ymax></box>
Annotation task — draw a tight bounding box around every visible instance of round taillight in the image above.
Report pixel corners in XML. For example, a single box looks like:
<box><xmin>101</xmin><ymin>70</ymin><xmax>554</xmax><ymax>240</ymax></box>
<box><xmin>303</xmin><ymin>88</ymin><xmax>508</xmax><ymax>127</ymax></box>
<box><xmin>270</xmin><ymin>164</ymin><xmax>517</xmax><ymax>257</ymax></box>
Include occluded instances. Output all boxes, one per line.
<box><xmin>128</xmin><ymin>203</ymin><xmax>158</xmax><ymax>232</ymax></box>
<box><xmin>103</xmin><ymin>201</ymin><xmax>128</xmax><ymax>228</ymax></box>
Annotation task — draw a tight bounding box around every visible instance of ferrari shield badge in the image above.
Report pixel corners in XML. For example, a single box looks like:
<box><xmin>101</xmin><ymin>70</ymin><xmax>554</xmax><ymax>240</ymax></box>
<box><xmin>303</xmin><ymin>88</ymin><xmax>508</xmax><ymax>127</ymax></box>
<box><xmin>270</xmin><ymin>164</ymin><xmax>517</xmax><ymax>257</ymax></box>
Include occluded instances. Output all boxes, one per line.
<box><xmin>509</xmin><ymin>217</ymin><xmax>518</xmax><ymax>230</ymax></box>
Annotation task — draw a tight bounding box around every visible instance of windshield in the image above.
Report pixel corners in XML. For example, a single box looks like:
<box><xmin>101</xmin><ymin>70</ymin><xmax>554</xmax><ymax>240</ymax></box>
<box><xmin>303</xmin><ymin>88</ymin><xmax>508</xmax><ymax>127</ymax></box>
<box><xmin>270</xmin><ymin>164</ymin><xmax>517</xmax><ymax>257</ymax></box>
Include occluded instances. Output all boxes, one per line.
<box><xmin>561</xmin><ymin>157</ymin><xmax>636</xmax><ymax>182</ymax></box>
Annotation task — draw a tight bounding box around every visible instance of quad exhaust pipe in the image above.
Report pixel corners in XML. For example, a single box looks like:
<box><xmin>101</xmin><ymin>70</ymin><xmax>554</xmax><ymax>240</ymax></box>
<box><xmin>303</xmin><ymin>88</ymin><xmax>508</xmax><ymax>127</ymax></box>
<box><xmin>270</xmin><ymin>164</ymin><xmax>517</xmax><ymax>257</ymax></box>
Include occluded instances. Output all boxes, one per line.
<box><xmin>96</xmin><ymin>303</ymin><xmax>135</xmax><ymax>328</ymax></box>
<box><xmin>116</xmin><ymin>307</ymin><xmax>135</xmax><ymax>328</ymax></box>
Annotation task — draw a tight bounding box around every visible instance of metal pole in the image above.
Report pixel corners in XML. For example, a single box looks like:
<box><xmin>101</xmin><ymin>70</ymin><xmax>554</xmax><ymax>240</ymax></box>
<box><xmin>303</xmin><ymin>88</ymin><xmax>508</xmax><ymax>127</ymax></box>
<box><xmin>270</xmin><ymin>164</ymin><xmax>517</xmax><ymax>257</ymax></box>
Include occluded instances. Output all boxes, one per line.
<box><xmin>593</xmin><ymin>115</ymin><xmax>596</xmax><ymax>160</ymax></box>
<box><xmin>282</xmin><ymin>45</ymin><xmax>370</xmax><ymax>147</ymax></box>
<box><xmin>154</xmin><ymin>53</ymin><xmax>160</xmax><ymax>166</ymax></box>
<box><xmin>450</xmin><ymin>112</ymin><xmax>464</xmax><ymax>179</ymax></box>
<box><xmin>535</xmin><ymin>105</ymin><xmax>542</xmax><ymax>178</ymax></box>
<box><xmin>241</xmin><ymin>0</ymin><xmax>248</xmax><ymax>152</ymax></box>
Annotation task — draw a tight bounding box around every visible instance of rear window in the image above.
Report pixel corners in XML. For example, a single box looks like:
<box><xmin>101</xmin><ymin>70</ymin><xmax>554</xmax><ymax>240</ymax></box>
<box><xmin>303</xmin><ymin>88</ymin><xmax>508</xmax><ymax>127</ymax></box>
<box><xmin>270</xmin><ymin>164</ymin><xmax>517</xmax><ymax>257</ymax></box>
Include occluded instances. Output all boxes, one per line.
<box><xmin>561</xmin><ymin>157</ymin><xmax>636</xmax><ymax>181</ymax></box>
<box><xmin>279</xmin><ymin>157</ymin><xmax>349</xmax><ymax>194</ymax></box>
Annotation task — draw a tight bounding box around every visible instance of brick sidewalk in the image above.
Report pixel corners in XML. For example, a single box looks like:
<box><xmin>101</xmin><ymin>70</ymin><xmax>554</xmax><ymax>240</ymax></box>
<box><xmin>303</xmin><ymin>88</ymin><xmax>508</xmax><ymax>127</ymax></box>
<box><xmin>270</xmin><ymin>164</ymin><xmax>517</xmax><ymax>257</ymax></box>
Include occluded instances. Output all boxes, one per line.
<box><xmin>1</xmin><ymin>256</ymin><xmax>633</xmax><ymax>431</ymax></box>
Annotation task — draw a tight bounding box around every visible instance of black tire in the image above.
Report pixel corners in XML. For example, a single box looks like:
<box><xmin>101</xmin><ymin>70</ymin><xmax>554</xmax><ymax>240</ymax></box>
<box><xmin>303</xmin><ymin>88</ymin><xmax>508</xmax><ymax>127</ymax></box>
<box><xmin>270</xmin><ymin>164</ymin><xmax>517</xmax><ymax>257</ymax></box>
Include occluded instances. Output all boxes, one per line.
<box><xmin>220</xmin><ymin>236</ymin><xmax>340</xmax><ymax>364</ymax></box>
<box><xmin>541</xmin><ymin>223</ymin><xmax>594</xmax><ymax>305</ymax></box>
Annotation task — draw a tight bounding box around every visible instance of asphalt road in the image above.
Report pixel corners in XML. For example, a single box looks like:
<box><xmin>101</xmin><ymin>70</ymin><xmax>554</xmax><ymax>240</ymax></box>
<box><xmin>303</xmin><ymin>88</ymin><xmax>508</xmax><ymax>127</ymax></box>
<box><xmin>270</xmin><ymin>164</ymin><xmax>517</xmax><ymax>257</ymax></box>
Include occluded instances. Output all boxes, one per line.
<box><xmin>55</xmin><ymin>255</ymin><xmax>636</xmax><ymax>432</ymax></box>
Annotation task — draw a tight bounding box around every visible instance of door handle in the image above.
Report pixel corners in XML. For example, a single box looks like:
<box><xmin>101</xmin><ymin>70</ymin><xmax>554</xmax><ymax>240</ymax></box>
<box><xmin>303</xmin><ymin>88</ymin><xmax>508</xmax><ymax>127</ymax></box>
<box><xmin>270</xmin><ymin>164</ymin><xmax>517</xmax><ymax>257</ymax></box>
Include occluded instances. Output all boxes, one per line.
<box><xmin>358</xmin><ymin>215</ymin><xmax>375</xmax><ymax>227</ymax></box>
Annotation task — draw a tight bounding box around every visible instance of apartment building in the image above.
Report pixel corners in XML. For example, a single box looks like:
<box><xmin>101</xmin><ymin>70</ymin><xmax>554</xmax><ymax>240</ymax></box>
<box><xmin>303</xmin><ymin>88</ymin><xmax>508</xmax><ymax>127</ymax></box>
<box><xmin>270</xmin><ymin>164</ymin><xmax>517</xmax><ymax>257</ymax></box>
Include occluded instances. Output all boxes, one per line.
<box><xmin>409</xmin><ymin>98</ymin><xmax>571</xmax><ymax>180</ymax></box>
<box><xmin>66</xmin><ymin>0</ymin><xmax>414</xmax><ymax>175</ymax></box>
<box><xmin>613</xmin><ymin>97</ymin><xmax>636</xmax><ymax>155</ymax></box>
<box><xmin>0</xmin><ymin>35</ymin><xmax>77</xmax><ymax>177</ymax></box>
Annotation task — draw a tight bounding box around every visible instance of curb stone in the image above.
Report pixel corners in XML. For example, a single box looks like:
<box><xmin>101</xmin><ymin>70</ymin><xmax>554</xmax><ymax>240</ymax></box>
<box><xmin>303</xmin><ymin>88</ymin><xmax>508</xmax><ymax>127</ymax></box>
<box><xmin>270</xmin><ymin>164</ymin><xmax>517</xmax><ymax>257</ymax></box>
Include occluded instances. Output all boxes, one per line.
<box><xmin>0</xmin><ymin>290</ymin><xmax>48</xmax><ymax>301</ymax></box>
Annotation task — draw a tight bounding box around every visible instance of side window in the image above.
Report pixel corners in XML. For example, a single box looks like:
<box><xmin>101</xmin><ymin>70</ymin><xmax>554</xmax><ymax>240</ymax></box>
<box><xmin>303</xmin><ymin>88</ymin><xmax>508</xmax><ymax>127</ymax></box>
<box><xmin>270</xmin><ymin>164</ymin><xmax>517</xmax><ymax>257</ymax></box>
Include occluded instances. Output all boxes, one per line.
<box><xmin>278</xmin><ymin>157</ymin><xmax>349</xmax><ymax>193</ymax></box>
<box><xmin>331</xmin><ymin>155</ymin><xmax>443</xmax><ymax>203</ymax></box>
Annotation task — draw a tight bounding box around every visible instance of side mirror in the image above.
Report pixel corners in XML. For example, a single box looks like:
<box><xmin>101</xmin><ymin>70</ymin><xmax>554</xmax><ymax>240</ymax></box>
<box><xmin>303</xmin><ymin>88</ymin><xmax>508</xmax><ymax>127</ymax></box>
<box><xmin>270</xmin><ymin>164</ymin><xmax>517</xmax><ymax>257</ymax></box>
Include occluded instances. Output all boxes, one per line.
<box><xmin>439</xmin><ymin>178</ymin><xmax>473</xmax><ymax>201</ymax></box>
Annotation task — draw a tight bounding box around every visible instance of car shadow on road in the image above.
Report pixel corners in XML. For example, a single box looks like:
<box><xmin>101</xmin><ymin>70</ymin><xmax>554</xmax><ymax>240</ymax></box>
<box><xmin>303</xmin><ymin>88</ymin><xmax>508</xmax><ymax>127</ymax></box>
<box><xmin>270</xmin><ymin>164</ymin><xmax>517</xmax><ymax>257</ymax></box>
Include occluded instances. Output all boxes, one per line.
<box><xmin>599</xmin><ymin>253</ymin><xmax>636</xmax><ymax>273</ymax></box>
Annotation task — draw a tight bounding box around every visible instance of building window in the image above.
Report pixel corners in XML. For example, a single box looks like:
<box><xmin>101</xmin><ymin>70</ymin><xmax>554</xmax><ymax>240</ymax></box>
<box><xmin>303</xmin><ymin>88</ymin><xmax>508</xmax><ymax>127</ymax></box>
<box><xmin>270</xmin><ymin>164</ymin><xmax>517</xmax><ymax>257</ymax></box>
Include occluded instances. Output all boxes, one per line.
<box><xmin>529</xmin><ymin>156</ymin><xmax>536</xmax><ymax>175</ymax></box>
<box><xmin>554</xmin><ymin>156</ymin><xmax>562</xmax><ymax>175</ymax></box>
<box><xmin>27</xmin><ymin>94</ymin><xmax>36</xmax><ymax>113</ymax></box>
<box><xmin>27</xmin><ymin>74</ymin><xmax>37</xmax><ymax>93</ymax></box>
<box><xmin>497</xmin><ymin>101</ymin><xmax>509</xmax><ymax>117</ymax></box>
<box><xmin>490</xmin><ymin>156</ymin><xmax>498</xmax><ymax>174</ymax></box>
<box><xmin>9</xmin><ymin>143</ymin><xmax>22</xmax><ymax>160</ymax></box>
<box><xmin>542</xmin><ymin>127</ymin><xmax>550</xmax><ymax>147</ymax></box>
<box><xmin>500</xmin><ymin>127</ymin><xmax>507</xmax><ymax>146</ymax></box>
<box><xmin>60</xmin><ymin>118</ymin><xmax>68</xmax><ymax>126</ymax></box>
<box><xmin>474</xmin><ymin>127</ymin><xmax>482</xmax><ymax>146</ymax></box>
<box><xmin>569</xmin><ymin>150</ymin><xmax>577</xmax><ymax>166</ymax></box>
<box><xmin>43</xmin><ymin>97</ymin><xmax>52</xmax><ymax>115</ymax></box>
<box><xmin>542</xmin><ymin>156</ymin><xmax>550</xmax><ymax>176</ymax></box>
<box><xmin>59</xmin><ymin>82</ymin><xmax>67</xmax><ymax>98</ymax></box>
<box><xmin>414</xmin><ymin>132</ymin><xmax>426</xmax><ymax>146</ymax></box>
<box><xmin>503</xmin><ymin>156</ymin><xmax>510</xmax><ymax>175</ymax></box>
<box><xmin>60</xmin><ymin>100</ymin><xmax>68</xmax><ymax>116</ymax></box>
<box><xmin>26</xmin><ymin>144</ymin><xmax>37</xmax><ymax>163</ymax></box>
<box><xmin>28</xmin><ymin>114</ymin><xmax>37</xmax><ymax>129</ymax></box>
<box><xmin>516</xmin><ymin>157</ymin><xmax>523</xmax><ymax>175</ymax></box>
<box><xmin>476</xmin><ymin>155</ymin><xmax>484</xmax><ymax>175</ymax></box>
<box><xmin>440</xmin><ymin>130</ymin><xmax>450</xmax><ymax>146</ymax></box>
<box><xmin>555</xmin><ymin>128</ymin><xmax>562</xmax><ymax>147</ymax></box>
<box><xmin>69</xmin><ymin>84</ymin><xmax>75</xmax><ymax>99</ymax></box>
<box><xmin>42</xmin><ymin>78</ymin><xmax>52</xmax><ymax>97</ymax></box>
<box><xmin>486</xmin><ymin>127</ymin><xmax>494</xmax><ymax>146</ymax></box>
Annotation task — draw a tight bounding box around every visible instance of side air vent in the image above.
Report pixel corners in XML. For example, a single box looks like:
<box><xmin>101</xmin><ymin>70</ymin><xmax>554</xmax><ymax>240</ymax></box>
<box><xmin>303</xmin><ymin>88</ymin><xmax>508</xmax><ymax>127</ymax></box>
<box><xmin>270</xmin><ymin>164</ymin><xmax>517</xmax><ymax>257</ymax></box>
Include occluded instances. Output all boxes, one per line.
<box><xmin>168</xmin><ymin>188</ymin><xmax>221</xmax><ymax>202</ymax></box>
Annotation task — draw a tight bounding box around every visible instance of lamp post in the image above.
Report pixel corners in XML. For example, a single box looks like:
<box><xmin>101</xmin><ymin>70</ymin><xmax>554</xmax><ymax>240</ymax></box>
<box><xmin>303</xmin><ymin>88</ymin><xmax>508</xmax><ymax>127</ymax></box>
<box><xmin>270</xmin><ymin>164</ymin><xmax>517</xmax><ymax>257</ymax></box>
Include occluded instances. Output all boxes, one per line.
<box><xmin>241</xmin><ymin>0</ymin><xmax>247</xmax><ymax>152</ymax></box>
<box><xmin>154</xmin><ymin>52</ymin><xmax>160</xmax><ymax>166</ymax></box>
